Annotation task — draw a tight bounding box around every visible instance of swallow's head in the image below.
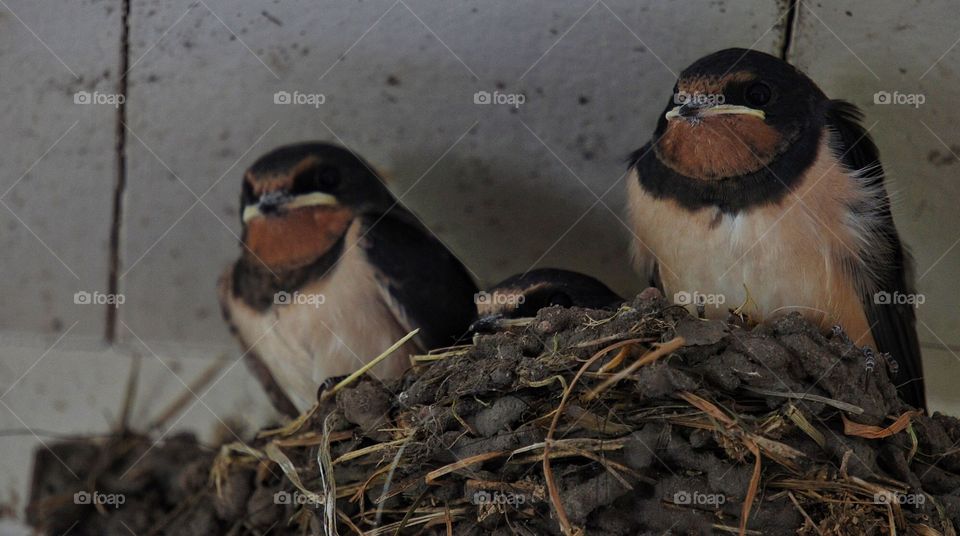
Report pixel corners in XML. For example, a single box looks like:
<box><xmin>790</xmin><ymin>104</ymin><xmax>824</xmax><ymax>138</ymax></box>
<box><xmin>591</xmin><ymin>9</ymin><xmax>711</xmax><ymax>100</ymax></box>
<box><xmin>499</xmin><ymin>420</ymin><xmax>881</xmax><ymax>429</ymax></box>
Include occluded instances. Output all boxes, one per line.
<box><xmin>470</xmin><ymin>269</ymin><xmax>623</xmax><ymax>332</ymax></box>
<box><xmin>239</xmin><ymin>142</ymin><xmax>392</xmax><ymax>270</ymax></box>
<box><xmin>654</xmin><ymin>48</ymin><xmax>827</xmax><ymax>181</ymax></box>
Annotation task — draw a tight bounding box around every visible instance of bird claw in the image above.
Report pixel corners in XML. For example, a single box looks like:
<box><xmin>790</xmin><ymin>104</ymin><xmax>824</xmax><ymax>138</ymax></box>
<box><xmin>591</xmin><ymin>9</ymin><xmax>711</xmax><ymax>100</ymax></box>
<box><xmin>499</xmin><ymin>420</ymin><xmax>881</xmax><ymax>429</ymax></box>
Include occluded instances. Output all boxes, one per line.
<box><xmin>318</xmin><ymin>374</ymin><xmax>349</xmax><ymax>395</ymax></box>
<box><xmin>863</xmin><ymin>347</ymin><xmax>877</xmax><ymax>372</ymax></box>
<box><xmin>468</xmin><ymin>314</ymin><xmax>505</xmax><ymax>334</ymax></box>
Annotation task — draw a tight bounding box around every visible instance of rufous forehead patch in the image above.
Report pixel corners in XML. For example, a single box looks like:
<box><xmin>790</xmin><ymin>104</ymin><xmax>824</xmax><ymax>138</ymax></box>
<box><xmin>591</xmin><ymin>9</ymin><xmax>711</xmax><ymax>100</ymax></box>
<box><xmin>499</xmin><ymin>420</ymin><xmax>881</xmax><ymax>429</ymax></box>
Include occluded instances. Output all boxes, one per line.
<box><xmin>246</xmin><ymin>155</ymin><xmax>323</xmax><ymax>196</ymax></box>
<box><xmin>245</xmin><ymin>172</ymin><xmax>291</xmax><ymax>196</ymax></box>
<box><xmin>677</xmin><ymin>71</ymin><xmax>755</xmax><ymax>98</ymax></box>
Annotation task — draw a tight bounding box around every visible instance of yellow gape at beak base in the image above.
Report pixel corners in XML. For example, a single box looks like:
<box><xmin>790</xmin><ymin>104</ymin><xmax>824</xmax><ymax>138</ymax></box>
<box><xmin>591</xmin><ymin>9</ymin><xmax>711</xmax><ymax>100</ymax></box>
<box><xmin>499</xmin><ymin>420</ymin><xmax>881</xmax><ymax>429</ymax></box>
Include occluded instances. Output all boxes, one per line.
<box><xmin>242</xmin><ymin>192</ymin><xmax>339</xmax><ymax>224</ymax></box>
<box><xmin>665</xmin><ymin>104</ymin><xmax>766</xmax><ymax>121</ymax></box>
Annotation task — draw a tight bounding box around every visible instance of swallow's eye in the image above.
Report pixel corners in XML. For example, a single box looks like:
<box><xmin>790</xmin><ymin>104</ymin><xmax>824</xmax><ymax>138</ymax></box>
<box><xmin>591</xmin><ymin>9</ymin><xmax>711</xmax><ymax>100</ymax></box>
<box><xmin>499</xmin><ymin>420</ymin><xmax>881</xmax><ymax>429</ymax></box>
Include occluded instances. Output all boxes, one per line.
<box><xmin>315</xmin><ymin>166</ymin><xmax>341</xmax><ymax>191</ymax></box>
<box><xmin>744</xmin><ymin>82</ymin><xmax>772</xmax><ymax>107</ymax></box>
<box><xmin>548</xmin><ymin>292</ymin><xmax>572</xmax><ymax>308</ymax></box>
<box><xmin>293</xmin><ymin>166</ymin><xmax>340</xmax><ymax>194</ymax></box>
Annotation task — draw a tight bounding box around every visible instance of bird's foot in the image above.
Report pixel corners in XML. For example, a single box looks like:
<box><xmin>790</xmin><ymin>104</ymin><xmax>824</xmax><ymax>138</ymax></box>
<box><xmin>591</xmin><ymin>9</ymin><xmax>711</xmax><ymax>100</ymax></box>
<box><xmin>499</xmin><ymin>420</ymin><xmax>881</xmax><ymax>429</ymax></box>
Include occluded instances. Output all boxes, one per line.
<box><xmin>863</xmin><ymin>347</ymin><xmax>877</xmax><ymax>372</ymax></box>
<box><xmin>318</xmin><ymin>374</ymin><xmax>349</xmax><ymax>397</ymax></box>
<box><xmin>828</xmin><ymin>324</ymin><xmax>854</xmax><ymax>346</ymax></box>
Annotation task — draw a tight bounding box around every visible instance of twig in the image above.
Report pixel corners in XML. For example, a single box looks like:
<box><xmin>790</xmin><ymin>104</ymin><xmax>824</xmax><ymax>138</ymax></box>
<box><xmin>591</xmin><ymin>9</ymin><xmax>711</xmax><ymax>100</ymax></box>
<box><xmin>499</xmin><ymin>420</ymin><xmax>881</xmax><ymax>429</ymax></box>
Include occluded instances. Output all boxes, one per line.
<box><xmin>787</xmin><ymin>491</ymin><xmax>823</xmax><ymax>536</ymax></box>
<box><xmin>785</xmin><ymin>404</ymin><xmax>826</xmax><ymax>449</ymax></box>
<box><xmin>425</xmin><ymin>451</ymin><xmax>506</xmax><ymax>484</ymax></box>
<box><xmin>676</xmin><ymin>392</ymin><xmax>761</xmax><ymax>536</ymax></box>
<box><xmin>741</xmin><ymin>386</ymin><xmax>864</xmax><ymax>414</ymax></box>
<box><xmin>320</xmin><ymin>329</ymin><xmax>420</xmax><ymax>402</ymax></box>
<box><xmin>318</xmin><ymin>413</ymin><xmax>338</xmax><ymax>535</ymax></box>
<box><xmin>544</xmin><ymin>338</ymin><xmax>646</xmax><ymax>536</ymax></box>
<box><xmin>375</xmin><ymin>433</ymin><xmax>413</xmax><ymax>528</ymax></box>
<box><xmin>148</xmin><ymin>354</ymin><xmax>231</xmax><ymax>431</ymax></box>
<box><xmin>118</xmin><ymin>355</ymin><xmax>140</xmax><ymax>432</ymax></box>
<box><xmin>842</xmin><ymin>410</ymin><xmax>922</xmax><ymax>439</ymax></box>
<box><xmin>585</xmin><ymin>337</ymin><xmax>684</xmax><ymax>400</ymax></box>
<box><xmin>444</xmin><ymin>503</ymin><xmax>453</xmax><ymax>536</ymax></box>
<box><xmin>334</xmin><ymin>437</ymin><xmax>410</xmax><ymax>465</ymax></box>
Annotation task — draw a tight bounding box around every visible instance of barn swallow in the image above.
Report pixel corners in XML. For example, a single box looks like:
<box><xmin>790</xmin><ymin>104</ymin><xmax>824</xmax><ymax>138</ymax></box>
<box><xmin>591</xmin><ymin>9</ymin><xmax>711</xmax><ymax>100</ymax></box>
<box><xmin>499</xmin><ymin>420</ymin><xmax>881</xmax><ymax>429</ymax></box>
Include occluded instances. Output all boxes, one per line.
<box><xmin>471</xmin><ymin>268</ymin><xmax>623</xmax><ymax>332</ymax></box>
<box><xmin>626</xmin><ymin>48</ymin><xmax>925</xmax><ymax>409</ymax></box>
<box><xmin>219</xmin><ymin>142</ymin><xmax>478</xmax><ymax>414</ymax></box>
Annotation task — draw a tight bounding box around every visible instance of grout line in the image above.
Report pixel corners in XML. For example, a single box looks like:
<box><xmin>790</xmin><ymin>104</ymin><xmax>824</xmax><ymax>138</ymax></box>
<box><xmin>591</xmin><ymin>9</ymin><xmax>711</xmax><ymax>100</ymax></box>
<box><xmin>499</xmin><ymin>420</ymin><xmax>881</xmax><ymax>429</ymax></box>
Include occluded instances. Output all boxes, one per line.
<box><xmin>778</xmin><ymin>0</ymin><xmax>799</xmax><ymax>60</ymax></box>
<box><xmin>106</xmin><ymin>0</ymin><xmax>131</xmax><ymax>343</ymax></box>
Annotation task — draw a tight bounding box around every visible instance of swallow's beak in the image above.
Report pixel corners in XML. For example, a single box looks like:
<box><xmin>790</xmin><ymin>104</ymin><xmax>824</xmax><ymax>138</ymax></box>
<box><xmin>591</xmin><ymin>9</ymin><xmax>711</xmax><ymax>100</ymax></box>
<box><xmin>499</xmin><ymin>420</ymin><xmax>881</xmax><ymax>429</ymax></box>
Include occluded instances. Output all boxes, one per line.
<box><xmin>242</xmin><ymin>191</ymin><xmax>339</xmax><ymax>224</ymax></box>
<box><xmin>665</xmin><ymin>102</ymin><xmax>765</xmax><ymax>122</ymax></box>
<box><xmin>468</xmin><ymin>313</ymin><xmax>504</xmax><ymax>334</ymax></box>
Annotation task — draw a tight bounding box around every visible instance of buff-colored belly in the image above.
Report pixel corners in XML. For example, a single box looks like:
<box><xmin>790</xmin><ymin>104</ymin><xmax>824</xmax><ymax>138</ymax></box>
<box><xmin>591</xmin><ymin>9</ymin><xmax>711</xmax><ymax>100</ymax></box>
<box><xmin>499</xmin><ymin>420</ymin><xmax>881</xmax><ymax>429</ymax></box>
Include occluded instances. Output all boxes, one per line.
<box><xmin>626</xmin><ymin>159</ymin><xmax>875</xmax><ymax>347</ymax></box>
<box><xmin>224</xmin><ymin>223</ymin><xmax>418</xmax><ymax>411</ymax></box>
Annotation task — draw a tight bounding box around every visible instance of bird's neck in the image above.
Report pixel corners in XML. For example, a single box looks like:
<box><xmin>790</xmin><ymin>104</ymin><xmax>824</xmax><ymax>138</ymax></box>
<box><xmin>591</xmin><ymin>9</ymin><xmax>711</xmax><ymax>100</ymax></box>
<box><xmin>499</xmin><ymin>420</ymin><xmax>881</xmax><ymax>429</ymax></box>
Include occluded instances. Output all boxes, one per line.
<box><xmin>633</xmin><ymin>124</ymin><xmax>822</xmax><ymax>214</ymax></box>
<box><xmin>242</xmin><ymin>205</ymin><xmax>353</xmax><ymax>271</ymax></box>
<box><xmin>232</xmin><ymin>234</ymin><xmax>346</xmax><ymax>311</ymax></box>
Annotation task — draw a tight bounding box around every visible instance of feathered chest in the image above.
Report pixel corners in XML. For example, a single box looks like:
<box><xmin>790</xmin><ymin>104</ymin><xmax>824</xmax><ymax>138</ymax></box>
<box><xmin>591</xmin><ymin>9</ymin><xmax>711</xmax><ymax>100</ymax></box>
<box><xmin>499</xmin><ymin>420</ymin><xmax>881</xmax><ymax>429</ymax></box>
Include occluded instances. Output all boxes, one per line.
<box><xmin>220</xmin><ymin>222</ymin><xmax>416</xmax><ymax>410</ymax></box>
<box><xmin>627</xmin><ymin>138</ymin><xmax>880</xmax><ymax>341</ymax></box>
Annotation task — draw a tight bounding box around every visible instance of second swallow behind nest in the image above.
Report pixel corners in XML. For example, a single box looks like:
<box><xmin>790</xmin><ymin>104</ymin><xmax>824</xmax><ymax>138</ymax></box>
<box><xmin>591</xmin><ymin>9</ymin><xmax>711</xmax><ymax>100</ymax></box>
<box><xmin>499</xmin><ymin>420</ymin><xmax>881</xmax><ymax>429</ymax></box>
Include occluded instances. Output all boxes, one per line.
<box><xmin>471</xmin><ymin>268</ymin><xmax>624</xmax><ymax>332</ymax></box>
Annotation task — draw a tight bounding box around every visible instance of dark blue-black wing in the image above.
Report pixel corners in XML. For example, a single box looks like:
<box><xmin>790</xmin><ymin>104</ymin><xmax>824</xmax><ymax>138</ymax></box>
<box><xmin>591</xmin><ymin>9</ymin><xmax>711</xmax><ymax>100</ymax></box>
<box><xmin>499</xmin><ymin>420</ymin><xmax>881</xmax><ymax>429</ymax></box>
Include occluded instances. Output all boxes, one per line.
<box><xmin>359</xmin><ymin>210</ymin><xmax>478</xmax><ymax>350</ymax></box>
<box><xmin>826</xmin><ymin>100</ymin><xmax>925</xmax><ymax>410</ymax></box>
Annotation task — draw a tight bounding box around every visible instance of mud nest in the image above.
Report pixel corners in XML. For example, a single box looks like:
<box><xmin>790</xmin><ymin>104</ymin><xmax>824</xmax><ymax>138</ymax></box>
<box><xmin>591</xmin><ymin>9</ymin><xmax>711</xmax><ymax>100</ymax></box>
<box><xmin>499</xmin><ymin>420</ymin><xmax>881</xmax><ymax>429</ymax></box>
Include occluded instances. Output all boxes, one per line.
<box><xmin>27</xmin><ymin>292</ymin><xmax>960</xmax><ymax>535</ymax></box>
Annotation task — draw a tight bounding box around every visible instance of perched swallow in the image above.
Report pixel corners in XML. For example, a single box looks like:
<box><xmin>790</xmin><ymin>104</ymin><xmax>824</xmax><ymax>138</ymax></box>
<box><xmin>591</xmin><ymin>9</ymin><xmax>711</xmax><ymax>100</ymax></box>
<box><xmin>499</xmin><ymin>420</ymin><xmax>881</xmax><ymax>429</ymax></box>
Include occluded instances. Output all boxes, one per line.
<box><xmin>219</xmin><ymin>142</ymin><xmax>478</xmax><ymax>414</ymax></box>
<box><xmin>626</xmin><ymin>48</ymin><xmax>925</xmax><ymax>409</ymax></box>
<box><xmin>471</xmin><ymin>268</ymin><xmax>623</xmax><ymax>332</ymax></box>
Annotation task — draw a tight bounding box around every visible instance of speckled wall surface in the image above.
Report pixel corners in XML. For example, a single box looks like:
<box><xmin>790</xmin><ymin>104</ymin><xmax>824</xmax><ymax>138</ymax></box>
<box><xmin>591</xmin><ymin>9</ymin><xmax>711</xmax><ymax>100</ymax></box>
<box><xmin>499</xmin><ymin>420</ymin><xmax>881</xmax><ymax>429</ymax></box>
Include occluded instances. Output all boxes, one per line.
<box><xmin>2</xmin><ymin>0</ymin><xmax>790</xmax><ymax>347</ymax></box>
<box><xmin>1</xmin><ymin>0</ymin><xmax>958</xmax><ymax>512</ymax></box>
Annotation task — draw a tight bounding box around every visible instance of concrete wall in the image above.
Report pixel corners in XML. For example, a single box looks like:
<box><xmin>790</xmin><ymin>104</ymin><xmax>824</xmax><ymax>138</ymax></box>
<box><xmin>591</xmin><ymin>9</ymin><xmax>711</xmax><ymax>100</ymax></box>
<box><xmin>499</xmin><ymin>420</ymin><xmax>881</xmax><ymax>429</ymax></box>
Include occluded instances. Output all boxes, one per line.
<box><xmin>1</xmin><ymin>0</ymin><xmax>958</xmax><ymax>514</ymax></box>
